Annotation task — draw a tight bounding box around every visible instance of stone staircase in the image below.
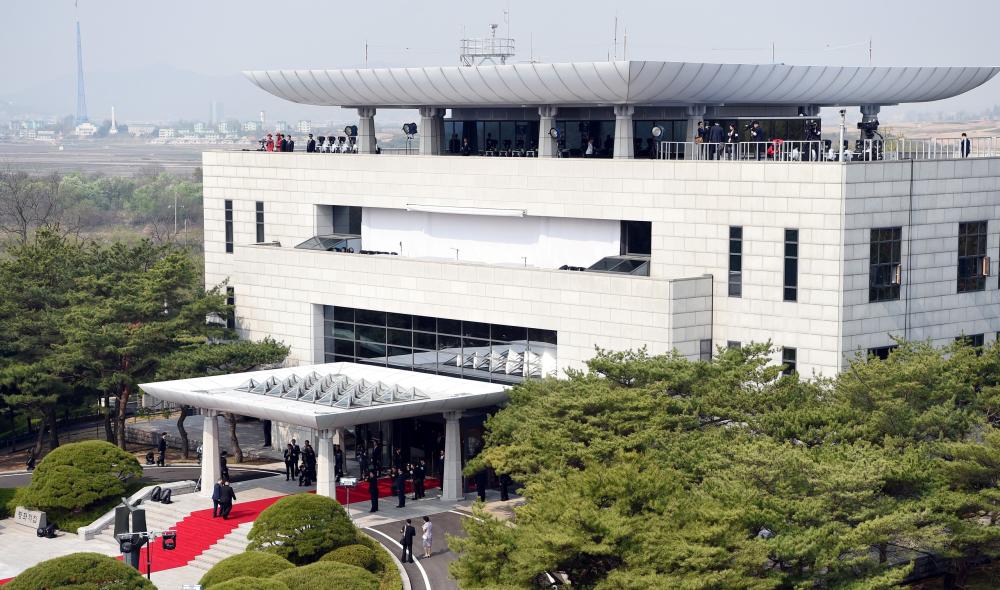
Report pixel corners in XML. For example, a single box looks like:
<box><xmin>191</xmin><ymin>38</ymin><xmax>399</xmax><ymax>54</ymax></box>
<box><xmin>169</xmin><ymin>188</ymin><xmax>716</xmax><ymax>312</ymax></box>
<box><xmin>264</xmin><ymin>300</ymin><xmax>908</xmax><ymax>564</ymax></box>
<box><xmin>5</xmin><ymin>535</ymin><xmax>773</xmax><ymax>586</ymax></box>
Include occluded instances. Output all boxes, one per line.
<box><xmin>89</xmin><ymin>492</ymin><xmax>205</xmax><ymax>552</ymax></box>
<box><xmin>185</xmin><ymin>522</ymin><xmax>253</xmax><ymax>573</ymax></box>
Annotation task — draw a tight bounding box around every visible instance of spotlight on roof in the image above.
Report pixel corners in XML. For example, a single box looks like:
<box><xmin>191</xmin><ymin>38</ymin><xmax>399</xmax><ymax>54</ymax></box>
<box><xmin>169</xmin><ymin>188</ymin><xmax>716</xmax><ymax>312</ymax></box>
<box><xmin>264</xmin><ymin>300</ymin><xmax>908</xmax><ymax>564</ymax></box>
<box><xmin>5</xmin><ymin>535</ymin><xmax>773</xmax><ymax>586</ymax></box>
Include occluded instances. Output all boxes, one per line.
<box><xmin>344</xmin><ymin>125</ymin><xmax>357</xmax><ymax>137</ymax></box>
<box><xmin>402</xmin><ymin>122</ymin><xmax>418</xmax><ymax>137</ymax></box>
<box><xmin>548</xmin><ymin>127</ymin><xmax>559</xmax><ymax>139</ymax></box>
<box><xmin>651</xmin><ymin>126</ymin><xmax>664</xmax><ymax>138</ymax></box>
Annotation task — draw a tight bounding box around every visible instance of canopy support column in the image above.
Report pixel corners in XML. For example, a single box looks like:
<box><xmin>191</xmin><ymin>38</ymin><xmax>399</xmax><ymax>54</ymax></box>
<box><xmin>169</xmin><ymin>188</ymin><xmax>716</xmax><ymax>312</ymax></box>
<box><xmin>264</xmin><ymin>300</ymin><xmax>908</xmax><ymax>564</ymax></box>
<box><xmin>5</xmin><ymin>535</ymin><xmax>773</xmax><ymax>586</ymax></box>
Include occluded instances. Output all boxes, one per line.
<box><xmin>538</xmin><ymin>106</ymin><xmax>559</xmax><ymax>158</ymax></box>
<box><xmin>613</xmin><ymin>105</ymin><xmax>635</xmax><ymax>159</ymax></box>
<box><xmin>200</xmin><ymin>411</ymin><xmax>220</xmax><ymax>497</ymax></box>
<box><xmin>316</xmin><ymin>430</ymin><xmax>337</xmax><ymax>499</ymax></box>
<box><xmin>357</xmin><ymin>107</ymin><xmax>377</xmax><ymax>154</ymax></box>
<box><xmin>441</xmin><ymin>411</ymin><xmax>464</xmax><ymax>502</ymax></box>
<box><xmin>418</xmin><ymin>107</ymin><xmax>445</xmax><ymax>155</ymax></box>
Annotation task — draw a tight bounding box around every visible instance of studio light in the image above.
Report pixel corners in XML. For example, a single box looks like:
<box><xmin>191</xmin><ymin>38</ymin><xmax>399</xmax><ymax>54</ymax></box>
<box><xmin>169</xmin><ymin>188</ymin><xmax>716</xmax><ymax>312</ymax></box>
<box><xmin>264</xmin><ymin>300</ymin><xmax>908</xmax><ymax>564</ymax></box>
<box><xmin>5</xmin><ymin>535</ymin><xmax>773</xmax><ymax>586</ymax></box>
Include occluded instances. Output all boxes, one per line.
<box><xmin>651</xmin><ymin>126</ymin><xmax>664</xmax><ymax>138</ymax></box>
<box><xmin>344</xmin><ymin>125</ymin><xmax>357</xmax><ymax>137</ymax></box>
<box><xmin>548</xmin><ymin>127</ymin><xmax>559</xmax><ymax>139</ymax></box>
<box><xmin>402</xmin><ymin>122</ymin><xmax>418</xmax><ymax>136</ymax></box>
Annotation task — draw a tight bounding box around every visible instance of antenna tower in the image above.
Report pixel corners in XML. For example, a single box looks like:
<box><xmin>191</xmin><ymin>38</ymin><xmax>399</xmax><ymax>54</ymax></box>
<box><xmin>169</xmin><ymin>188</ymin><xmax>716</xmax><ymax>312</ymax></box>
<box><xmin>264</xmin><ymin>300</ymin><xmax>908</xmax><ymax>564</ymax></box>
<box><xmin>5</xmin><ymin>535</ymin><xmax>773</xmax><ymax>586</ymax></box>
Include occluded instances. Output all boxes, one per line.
<box><xmin>75</xmin><ymin>1</ymin><xmax>88</xmax><ymax>124</ymax></box>
<box><xmin>460</xmin><ymin>23</ymin><xmax>515</xmax><ymax>66</ymax></box>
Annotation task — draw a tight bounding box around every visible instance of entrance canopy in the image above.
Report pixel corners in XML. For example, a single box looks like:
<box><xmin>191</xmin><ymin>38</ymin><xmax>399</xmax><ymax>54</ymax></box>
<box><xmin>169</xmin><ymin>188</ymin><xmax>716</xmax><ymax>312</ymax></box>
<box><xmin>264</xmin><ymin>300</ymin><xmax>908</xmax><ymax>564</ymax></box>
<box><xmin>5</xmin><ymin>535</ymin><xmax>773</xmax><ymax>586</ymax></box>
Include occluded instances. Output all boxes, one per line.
<box><xmin>139</xmin><ymin>362</ymin><xmax>508</xmax><ymax>430</ymax></box>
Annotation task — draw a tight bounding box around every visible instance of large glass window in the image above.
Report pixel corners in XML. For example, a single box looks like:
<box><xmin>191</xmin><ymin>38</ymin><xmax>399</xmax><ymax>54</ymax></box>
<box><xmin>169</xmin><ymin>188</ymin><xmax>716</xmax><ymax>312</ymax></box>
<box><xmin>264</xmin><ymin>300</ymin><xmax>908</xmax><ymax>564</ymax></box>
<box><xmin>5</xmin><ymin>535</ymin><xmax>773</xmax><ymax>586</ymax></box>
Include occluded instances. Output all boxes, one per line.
<box><xmin>554</xmin><ymin>120</ymin><xmax>615</xmax><ymax>158</ymax></box>
<box><xmin>620</xmin><ymin>221</ymin><xmax>651</xmax><ymax>256</ymax></box>
<box><xmin>784</xmin><ymin>229</ymin><xmax>798</xmax><ymax>302</ymax></box>
<box><xmin>255</xmin><ymin>201</ymin><xmax>265</xmax><ymax>243</ymax></box>
<box><xmin>957</xmin><ymin>221</ymin><xmax>988</xmax><ymax>293</ymax></box>
<box><xmin>729</xmin><ymin>226</ymin><xmax>742</xmax><ymax>297</ymax></box>
<box><xmin>323</xmin><ymin>306</ymin><xmax>557</xmax><ymax>384</ymax></box>
<box><xmin>443</xmin><ymin>120</ymin><xmax>539</xmax><ymax>155</ymax></box>
<box><xmin>224</xmin><ymin>200</ymin><xmax>233</xmax><ymax>253</ymax></box>
<box><xmin>225</xmin><ymin>286</ymin><xmax>235</xmax><ymax>330</ymax></box>
<box><xmin>869</xmin><ymin>227</ymin><xmax>902</xmax><ymax>302</ymax></box>
<box><xmin>699</xmin><ymin>339</ymin><xmax>712</xmax><ymax>361</ymax></box>
<box><xmin>868</xmin><ymin>345</ymin><xmax>897</xmax><ymax>360</ymax></box>
<box><xmin>633</xmin><ymin>120</ymin><xmax>686</xmax><ymax>158</ymax></box>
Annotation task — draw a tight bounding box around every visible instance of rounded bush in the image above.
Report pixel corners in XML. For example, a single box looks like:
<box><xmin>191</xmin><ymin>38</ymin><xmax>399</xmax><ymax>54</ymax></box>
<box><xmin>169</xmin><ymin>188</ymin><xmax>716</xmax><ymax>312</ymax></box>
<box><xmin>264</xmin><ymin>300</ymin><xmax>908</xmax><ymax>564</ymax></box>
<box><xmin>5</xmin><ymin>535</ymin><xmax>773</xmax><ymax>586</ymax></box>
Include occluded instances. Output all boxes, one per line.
<box><xmin>271</xmin><ymin>561</ymin><xmax>379</xmax><ymax>590</ymax></box>
<box><xmin>210</xmin><ymin>576</ymin><xmax>289</xmax><ymax>590</ymax></box>
<box><xmin>321</xmin><ymin>544</ymin><xmax>378</xmax><ymax>573</ymax></box>
<box><xmin>18</xmin><ymin>440</ymin><xmax>142</xmax><ymax>513</ymax></box>
<box><xmin>247</xmin><ymin>494</ymin><xmax>356</xmax><ymax>565</ymax></box>
<box><xmin>7</xmin><ymin>552</ymin><xmax>155</xmax><ymax>590</ymax></box>
<box><xmin>198</xmin><ymin>551</ymin><xmax>295</xmax><ymax>588</ymax></box>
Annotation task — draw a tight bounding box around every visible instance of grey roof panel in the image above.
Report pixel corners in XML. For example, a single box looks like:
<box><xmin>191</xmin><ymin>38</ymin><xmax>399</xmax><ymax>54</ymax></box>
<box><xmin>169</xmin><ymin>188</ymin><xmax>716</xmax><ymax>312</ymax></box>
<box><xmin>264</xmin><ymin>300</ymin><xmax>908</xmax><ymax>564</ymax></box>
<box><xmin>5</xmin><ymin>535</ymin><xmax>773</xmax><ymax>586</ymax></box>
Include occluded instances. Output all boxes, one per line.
<box><xmin>244</xmin><ymin>60</ymin><xmax>999</xmax><ymax>108</ymax></box>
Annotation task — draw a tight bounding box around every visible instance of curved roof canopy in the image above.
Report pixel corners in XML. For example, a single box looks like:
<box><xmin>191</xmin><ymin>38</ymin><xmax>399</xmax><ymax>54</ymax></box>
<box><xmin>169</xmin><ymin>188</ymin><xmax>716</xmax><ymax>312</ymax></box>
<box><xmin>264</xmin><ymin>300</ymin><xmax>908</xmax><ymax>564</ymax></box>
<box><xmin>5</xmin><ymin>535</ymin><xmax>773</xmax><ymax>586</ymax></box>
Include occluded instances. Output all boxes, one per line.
<box><xmin>139</xmin><ymin>362</ymin><xmax>508</xmax><ymax>430</ymax></box>
<box><xmin>244</xmin><ymin>61</ymin><xmax>999</xmax><ymax>109</ymax></box>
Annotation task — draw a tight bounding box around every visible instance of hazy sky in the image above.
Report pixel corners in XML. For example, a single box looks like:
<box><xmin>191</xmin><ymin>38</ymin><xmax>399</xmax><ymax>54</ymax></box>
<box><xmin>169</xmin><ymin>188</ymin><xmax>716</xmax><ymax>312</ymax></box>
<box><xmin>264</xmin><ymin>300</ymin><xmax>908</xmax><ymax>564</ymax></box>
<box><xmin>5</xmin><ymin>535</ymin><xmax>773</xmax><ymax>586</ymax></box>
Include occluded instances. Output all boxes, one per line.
<box><xmin>3</xmin><ymin>0</ymin><xmax>1000</xmax><ymax>122</ymax></box>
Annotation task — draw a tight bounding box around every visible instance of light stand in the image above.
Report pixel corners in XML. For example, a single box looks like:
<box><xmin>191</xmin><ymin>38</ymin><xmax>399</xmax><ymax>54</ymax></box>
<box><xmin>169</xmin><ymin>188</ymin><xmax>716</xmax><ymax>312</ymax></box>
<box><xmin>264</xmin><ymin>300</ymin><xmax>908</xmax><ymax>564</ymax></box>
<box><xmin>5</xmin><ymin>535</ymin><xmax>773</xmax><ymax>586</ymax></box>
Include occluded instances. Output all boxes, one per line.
<box><xmin>116</xmin><ymin>529</ymin><xmax>177</xmax><ymax>580</ymax></box>
<box><xmin>340</xmin><ymin>477</ymin><xmax>358</xmax><ymax>520</ymax></box>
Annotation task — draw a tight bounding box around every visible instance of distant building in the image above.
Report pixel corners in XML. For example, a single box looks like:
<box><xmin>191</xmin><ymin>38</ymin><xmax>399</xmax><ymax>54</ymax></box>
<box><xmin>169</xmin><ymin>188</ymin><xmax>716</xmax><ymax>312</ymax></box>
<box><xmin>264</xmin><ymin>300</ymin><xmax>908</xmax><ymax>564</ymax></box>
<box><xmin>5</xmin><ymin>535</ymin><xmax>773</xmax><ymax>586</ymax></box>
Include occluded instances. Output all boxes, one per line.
<box><xmin>19</xmin><ymin>128</ymin><xmax>37</xmax><ymax>139</ymax></box>
<box><xmin>274</xmin><ymin>120</ymin><xmax>287</xmax><ymax>132</ymax></box>
<box><xmin>242</xmin><ymin>121</ymin><xmax>259</xmax><ymax>132</ymax></box>
<box><xmin>217</xmin><ymin>121</ymin><xmax>230</xmax><ymax>133</ymax></box>
<box><xmin>109</xmin><ymin>106</ymin><xmax>119</xmax><ymax>135</ymax></box>
<box><xmin>194</xmin><ymin>122</ymin><xmax>206</xmax><ymax>133</ymax></box>
<box><xmin>158</xmin><ymin>128</ymin><xmax>176</xmax><ymax>139</ymax></box>
<box><xmin>128</xmin><ymin>124</ymin><xmax>156</xmax><ymax>137</ymax></box>
<box><xmin>296</xmin><ymin>120</ymin><xmax>311</xmax><ymax>134</ymax></box>
<box><xmin>74</xmin><ymin>122</ymin><xmax>97</xmax><ymax>137</ymax></box>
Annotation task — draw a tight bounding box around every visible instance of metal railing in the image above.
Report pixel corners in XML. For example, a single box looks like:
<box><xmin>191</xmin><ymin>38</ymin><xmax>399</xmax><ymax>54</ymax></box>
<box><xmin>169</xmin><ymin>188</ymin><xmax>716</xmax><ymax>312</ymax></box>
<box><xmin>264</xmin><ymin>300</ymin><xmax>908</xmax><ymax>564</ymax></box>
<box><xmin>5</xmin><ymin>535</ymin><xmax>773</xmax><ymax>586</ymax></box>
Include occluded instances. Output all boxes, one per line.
<box><xmin>657</xmin><ymin>141</ymin><xmax>829</xmax><ymax>162</ymax></box>
<box><xmin>658</xmin><ymin>136</ymin><xmax>1000</xmax><ymax>163</ymax></box>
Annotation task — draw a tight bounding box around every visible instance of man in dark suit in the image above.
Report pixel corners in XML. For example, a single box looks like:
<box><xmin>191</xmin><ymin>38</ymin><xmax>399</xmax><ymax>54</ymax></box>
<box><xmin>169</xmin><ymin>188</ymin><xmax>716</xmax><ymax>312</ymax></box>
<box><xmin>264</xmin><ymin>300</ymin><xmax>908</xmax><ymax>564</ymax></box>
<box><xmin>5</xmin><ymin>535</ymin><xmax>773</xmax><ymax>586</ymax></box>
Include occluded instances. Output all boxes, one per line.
<box><xmin>412</xmin><ymin>460</ymin><xmax>426</xmax><ymax>500</ymax></box>
<box><xmin>400</xmin><ymin>519</ymin><xmax>416</xmax><ymax>563</ymax></box>
<box><xmin>156</xmin><ymin>432</ymin><xmax>167</xmax><ymax>466</ymax></box>
<box><xmin>306</xmin><ymin>134</ymin><xmax>316</xmax><ymax>153</ymax></box>
<box><xmin>367</xmin><ymin>471</ymin><xmax>379</xmax><ymax>512</ymax></box>
<box><xmin>283</xmin><ymin>444</ymin><xmax>295</xmax><ymax>481</ymax></box>
<box><xmin>334</xmin><ymin>444</ymin><xmax>343</xmax><ymax>480</ymax></box>
<box><xmin>219</xmin><ymin>480</ymin><xmax>236</xmax><ymax>519</ymax></box>
<box><xmin>499</xmin><ymin>473</ymin><xmax>511</xmax><ymax>501</ymax></box>
<box><xmin>394</xmin><ymin>468</ymin><xmax>407</xmax><ymax>508</ymax></box>
<box><xmin>290</xmin><ymin>439</ymin><xmax>300</xmax><ymax>478</ymax></box>
<box><xmin>211</xmin><ymin>478</ymin><xmax>224</xmax><ymax>517</ymax></box>
<box><xmin>475</xmin><ymin>469</ymin><xmax>488</xmax><ymax>503</ymax></box>
<box><xmin>961</xmin><ymin>132</ymin><xmax>972</xmax><ymax>158</ymax></box>
<box><xmin>287</xmin><ymin>136</ymin><xmax>295</xmax><ymax>152</ymax></box>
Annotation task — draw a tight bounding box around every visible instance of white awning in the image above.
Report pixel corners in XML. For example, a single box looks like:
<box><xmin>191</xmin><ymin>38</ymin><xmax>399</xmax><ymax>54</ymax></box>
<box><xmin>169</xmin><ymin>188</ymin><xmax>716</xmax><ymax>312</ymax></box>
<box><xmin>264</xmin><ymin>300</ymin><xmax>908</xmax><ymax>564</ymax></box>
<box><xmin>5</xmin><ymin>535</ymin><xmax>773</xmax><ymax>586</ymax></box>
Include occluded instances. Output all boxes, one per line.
<box><xmin>243</xmin><ymin>60</ymin><xmax>999</xmax><ymax>108</ymax></box>
<box><xmin>139</xmin><ymin>362</ymin><xmax>508</xmax><ymax>430</ymax></box>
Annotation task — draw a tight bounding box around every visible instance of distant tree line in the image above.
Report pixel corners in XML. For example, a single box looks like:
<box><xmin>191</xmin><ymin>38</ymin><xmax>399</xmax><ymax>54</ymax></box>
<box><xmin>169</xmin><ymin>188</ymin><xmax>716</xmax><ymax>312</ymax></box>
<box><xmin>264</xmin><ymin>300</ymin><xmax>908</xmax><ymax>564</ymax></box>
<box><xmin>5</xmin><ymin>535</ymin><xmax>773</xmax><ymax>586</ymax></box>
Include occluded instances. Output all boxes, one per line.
<box><xmin>0</xmin><ymin>165</ymin><xmax>203</xmax><ymax>247</ymax></box>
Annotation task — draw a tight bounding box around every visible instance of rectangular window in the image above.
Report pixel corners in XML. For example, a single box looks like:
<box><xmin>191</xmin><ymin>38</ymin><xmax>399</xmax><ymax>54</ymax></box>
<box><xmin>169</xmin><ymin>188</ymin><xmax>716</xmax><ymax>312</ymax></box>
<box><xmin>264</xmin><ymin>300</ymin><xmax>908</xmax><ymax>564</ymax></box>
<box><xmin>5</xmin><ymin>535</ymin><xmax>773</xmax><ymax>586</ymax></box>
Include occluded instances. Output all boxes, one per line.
<box><xmin>869</xmin><ymin>227</ymin><xmax>902</xmax><ymax>302</ymax></box>
<box><xmin>783</xmin><ymin>229</ymin><xmax>798</xmax><ymax>302</ymax></box>
<box><xmin>332</xmin><ymin>206</ymin><xmax>362</xmax><ymax>235</ymax></box>
<box><xmin>781</xmin><ymin>347</ymin><xmax>797</xmax><ymax>375</ymax></box>
<box><xmin>323</xmin><ymin>306</ymin><xmax>557</xmax><ymax>383</ymax></box>
<box><xmin>727</xmin><ymin>341</ymin><xmax>741</xmax><ymax>350</ymax></box>
<box><xmin>225</xmin><ymin>286</ymin><xmax>235</xmax><ymax>330</ymax></box>
<box><xmin>868</xmin><ymin>345</ymin><xmax>897</xmax><ymax>360</ymax></box>
<box><xmin>729</xmin><ymin>226</ymin><xmax>742</xmax><ymax>297</ymax></box>
<box><xmin>957</xmin><ymin>221</ymin><xmax>988</xmax><ymax>293</ymax></box>
<box><xmin>224</xmin><ymin>200</ymin><xmax>233</xmax><ymax>253</ymax></box>
<box><xmin>699</xmin><ymin>339</ymin><xmax>712</xmax><ymax>361</ymax></box>
<box><xmin>255</xmin><ymin>201</ymin><xmax>265</xmax><ymax>243</ymax></box>
<box><xmin>620</xmin><ymin>221</ymin><xmax>652</xmax><ymax>256</ymax></box>
<box><xmin>956</xmin><ymin>333</ymin><xmax>985</xmax><ymax>348</ymax></box>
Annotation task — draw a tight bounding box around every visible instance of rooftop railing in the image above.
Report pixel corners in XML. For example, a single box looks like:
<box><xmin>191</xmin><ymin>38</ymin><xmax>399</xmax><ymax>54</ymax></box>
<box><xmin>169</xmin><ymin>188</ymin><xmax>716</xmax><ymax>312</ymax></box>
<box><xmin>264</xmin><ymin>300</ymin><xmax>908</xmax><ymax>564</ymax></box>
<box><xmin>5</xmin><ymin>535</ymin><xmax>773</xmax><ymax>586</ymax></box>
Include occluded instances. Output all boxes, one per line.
<box><xmin>657</xmin><ymin>137</ymin><xmax>1000</xmax><ymax>163</ymax></box>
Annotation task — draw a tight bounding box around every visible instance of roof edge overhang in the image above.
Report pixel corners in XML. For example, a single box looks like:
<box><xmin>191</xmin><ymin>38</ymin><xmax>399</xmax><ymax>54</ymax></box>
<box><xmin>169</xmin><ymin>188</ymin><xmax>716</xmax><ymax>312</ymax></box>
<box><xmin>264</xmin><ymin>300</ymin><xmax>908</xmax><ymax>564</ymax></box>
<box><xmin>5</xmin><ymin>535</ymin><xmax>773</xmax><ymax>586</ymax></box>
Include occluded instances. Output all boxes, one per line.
<box><xmin>242</xmin><ymin>61</ymin><xmax>999</xmax><ymax>110</ymax></box>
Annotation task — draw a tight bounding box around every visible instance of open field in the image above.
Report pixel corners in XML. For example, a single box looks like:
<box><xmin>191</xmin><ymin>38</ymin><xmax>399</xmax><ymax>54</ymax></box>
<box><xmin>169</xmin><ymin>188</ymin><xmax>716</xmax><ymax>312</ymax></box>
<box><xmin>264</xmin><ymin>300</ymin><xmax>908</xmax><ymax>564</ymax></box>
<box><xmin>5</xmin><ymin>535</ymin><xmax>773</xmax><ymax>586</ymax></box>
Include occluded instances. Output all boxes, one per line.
<box><xmin>0</xmin><ymin>141</ymin><xmax>229</xmax><ymax>176</ymax></box>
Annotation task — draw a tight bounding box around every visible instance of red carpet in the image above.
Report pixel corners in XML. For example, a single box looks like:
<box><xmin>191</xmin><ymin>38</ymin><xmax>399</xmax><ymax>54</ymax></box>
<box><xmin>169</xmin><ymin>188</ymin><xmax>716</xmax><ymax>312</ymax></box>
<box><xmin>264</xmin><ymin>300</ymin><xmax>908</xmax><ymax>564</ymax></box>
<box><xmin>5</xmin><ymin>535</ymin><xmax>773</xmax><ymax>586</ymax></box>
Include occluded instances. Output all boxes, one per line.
<box><xmin>128</xmin><ymin>476</ymin><xmax>439</xmax><ymax>574</ymax></box>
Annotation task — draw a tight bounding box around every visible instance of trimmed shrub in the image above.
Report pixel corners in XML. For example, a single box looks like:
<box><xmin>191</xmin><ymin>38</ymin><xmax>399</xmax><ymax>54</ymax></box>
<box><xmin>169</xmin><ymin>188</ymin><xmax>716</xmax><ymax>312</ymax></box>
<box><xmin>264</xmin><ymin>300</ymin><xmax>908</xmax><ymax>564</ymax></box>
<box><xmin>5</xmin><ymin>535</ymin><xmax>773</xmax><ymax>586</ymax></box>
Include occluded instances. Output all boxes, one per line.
<box><xmin>7</xmin><ymin>552</ymin><xmax>155</xmax><ymax>590</ymax></box>
<box><xmin>247</xmin><ymin>494</ymin><xmax>356</xmax><ymax>565</ymax></box>
<box><xmin>17</xmin><ymin>440</ymin><xmax>142</xmax><ymax>513</ymax></box>
<box><xmin>352</xmin><ymin>533</ymin><xmax>404</xmax><ymax>590</ymax></box>
<box><xmin>271</xmin><ymin>561</ymin><xmax>379</xmax><ymax>590</ymax></box>
<box><xmin>198</xmin><ymin>551</ymin><xmax>295</xmax><ymax>588</ymax></box>
<box><xmin>210</xmin><ymin>576</ymin><xmax>289</xmax><ymax>590</ymax></box>
<box><xmin>321</xmin><ymin>544</ymin><xmax>378</xmax><ymax>573</ymax></box>
<box><xmin>0</xmin><ymin>487</ymin><xmax>16</xmax><ymax>519</ymax></box>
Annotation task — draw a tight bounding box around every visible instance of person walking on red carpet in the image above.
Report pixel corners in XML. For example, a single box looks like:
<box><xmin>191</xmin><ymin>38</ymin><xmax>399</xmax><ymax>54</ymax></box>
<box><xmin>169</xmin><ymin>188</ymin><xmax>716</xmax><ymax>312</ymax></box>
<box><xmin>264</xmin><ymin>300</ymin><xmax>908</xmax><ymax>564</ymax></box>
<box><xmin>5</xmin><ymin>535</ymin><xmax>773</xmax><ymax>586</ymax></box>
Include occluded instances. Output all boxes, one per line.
<box><xmin>211</xmin><ymin>478</ymin><xmax>223</xmax><ymax>517</ymax></box>
<box><xmin>218</xmin><ymin>480</ymin><xmax>236</xmax><ymax>520</ymax></box>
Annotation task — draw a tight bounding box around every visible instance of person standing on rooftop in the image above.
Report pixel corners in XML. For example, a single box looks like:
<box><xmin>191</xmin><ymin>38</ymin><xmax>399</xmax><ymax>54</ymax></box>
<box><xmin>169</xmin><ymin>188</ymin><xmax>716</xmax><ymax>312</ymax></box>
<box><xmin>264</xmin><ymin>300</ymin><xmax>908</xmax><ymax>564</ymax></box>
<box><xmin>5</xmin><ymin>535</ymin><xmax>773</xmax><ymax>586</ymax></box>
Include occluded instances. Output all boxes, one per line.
<box><xmin>961</xmin><ymin>132</ymin><xmax>971</xmax><ymax>158</ymax></box>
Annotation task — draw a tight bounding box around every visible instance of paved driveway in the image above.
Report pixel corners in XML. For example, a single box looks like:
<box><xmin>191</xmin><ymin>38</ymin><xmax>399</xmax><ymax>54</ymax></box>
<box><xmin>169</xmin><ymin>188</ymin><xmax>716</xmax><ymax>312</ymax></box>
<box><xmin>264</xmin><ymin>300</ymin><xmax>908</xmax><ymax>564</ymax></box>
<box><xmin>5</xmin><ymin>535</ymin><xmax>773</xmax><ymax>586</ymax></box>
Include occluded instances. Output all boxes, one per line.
<box><xmin>365</xmin><ymin>509</ymin><xmax>470</xmax><ymax>590</ymax></box>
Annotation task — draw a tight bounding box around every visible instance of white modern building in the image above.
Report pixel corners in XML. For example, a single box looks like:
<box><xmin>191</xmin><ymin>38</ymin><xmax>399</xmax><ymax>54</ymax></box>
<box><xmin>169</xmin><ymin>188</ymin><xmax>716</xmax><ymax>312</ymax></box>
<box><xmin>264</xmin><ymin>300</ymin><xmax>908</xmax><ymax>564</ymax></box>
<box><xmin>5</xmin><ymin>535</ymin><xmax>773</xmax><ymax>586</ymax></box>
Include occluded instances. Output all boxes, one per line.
<box><xmin>143</xmin><ymin>60</ymin><xmax>1000</xmax><ymax>501</ymax></box>
<box><xmin>74</xmin><ymin>121</ymin><xmax>97</xmax><ymax>137</ymax></box>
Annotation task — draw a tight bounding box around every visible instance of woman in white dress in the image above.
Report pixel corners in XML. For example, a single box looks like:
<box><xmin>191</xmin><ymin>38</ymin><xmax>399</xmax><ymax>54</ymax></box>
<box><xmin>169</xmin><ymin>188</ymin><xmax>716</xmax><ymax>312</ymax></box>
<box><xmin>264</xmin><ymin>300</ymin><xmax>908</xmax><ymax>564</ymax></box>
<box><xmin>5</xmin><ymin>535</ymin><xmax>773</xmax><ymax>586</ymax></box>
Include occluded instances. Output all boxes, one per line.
<box><xmin>421</xmin><ymin>515</ymin><xmax>433</xmax><ymax>558</ymax></box>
